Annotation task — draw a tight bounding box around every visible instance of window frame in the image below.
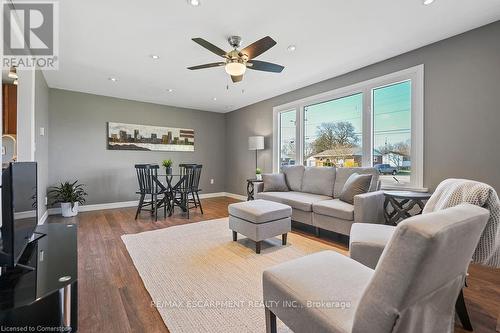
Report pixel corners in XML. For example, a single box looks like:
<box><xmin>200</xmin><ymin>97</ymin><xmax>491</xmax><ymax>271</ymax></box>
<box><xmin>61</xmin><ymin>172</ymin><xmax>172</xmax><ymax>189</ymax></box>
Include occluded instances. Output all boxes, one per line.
<box><xmin>273</xmin><ymin>65</ymin><xmax>425</xmax><ymax>191</ymax></box>
<box><xmin>277</xmin><ymin>108</ymin><xmax>298</xmax><ymax>167</ymax></box>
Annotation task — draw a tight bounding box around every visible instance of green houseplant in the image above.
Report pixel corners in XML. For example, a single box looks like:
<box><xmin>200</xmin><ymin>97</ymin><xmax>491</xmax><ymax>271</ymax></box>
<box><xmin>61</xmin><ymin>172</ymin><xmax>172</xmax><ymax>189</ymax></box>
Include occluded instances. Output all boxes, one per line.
<box><xmin>48</xmin><ymin>181</ymin><xmax>87</xmax><ymax>217</ymax></box>
<box><xmin>255</xmin><ymin>167</ymin><xmax>262</xmax><ymax>181</ymax></box>
<box><xmin>162</xmin><ymin>159</ymin><xmax>173</xmax><ymax>175</ymax></box>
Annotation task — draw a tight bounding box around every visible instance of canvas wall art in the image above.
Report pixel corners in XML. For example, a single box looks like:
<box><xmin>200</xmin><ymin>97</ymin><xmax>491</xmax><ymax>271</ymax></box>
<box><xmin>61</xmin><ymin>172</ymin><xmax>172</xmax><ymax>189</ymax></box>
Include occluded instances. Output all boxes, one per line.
<box><xmin>107</xmin><ymin>122</ymin><xmax>195</xmax><ymax>152</ymax></box>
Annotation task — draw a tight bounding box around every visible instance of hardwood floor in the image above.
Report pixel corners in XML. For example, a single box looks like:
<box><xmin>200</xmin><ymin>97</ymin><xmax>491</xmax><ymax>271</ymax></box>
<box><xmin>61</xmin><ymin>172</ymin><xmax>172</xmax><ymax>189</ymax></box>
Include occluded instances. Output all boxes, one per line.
<box><xmin>48</xmin><ymin>197</ymin><xmax>500</xmax><ymax>333</ymax></box>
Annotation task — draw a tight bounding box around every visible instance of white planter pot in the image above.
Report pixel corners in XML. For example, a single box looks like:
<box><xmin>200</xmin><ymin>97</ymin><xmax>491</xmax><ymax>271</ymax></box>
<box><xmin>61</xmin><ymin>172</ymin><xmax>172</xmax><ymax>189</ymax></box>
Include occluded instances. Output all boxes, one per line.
<box><xmin>61</xmin><ymin>202</ymin><xmax>79</xmax><ymax>217</ymax></box>
<box><xmin>256</xmin><ymin>174</ymin><xmax>262</xmax><ymax>181</ymax></box>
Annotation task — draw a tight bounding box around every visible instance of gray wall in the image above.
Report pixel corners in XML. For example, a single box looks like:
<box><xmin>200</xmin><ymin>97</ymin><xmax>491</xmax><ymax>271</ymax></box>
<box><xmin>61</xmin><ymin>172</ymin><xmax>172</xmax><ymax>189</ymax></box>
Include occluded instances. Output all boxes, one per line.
<box><xmin>225</xmin><ymin>21</ymin><xmax>500</xmax><ymax>196</ymax></box>
<box><xmin>48</xmin><ymin>89</ymin><xmax>226</xmax><ymax>205</ymax></box>
<box><xmin>34</xmin><ymin>70</ymin><xmax>49</xmax><ymax>220</ymax></box>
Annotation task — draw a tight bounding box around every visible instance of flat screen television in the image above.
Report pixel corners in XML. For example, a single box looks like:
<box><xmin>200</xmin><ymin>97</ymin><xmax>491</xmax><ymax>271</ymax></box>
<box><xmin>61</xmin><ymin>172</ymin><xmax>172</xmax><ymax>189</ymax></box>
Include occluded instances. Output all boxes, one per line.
<box><xmin>1</xmin><ymin>162</ymin><xmax>38</xmax><ymax>268</ymax></box>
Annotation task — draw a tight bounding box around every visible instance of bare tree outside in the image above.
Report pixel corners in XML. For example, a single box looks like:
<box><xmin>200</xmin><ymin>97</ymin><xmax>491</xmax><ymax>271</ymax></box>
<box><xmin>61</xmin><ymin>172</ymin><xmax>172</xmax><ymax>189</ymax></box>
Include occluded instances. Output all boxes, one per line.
<box><xmin>310</xmin><ymin>121</ymin><xmax>359</xmax><ymax>158</ymax></box>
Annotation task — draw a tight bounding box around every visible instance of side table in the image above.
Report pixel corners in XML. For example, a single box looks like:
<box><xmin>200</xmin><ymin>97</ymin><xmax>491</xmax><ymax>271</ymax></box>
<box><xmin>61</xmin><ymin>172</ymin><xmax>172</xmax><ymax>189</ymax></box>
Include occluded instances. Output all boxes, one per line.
<box><xmin>383</xmin><ymin>191</ymin><xmax>432</xmax><ymax>225</ymax></box>
<box><xmin>246</xmin><ymin>178</ymin><xmax>263</xmax><ymax>201</ymax></box>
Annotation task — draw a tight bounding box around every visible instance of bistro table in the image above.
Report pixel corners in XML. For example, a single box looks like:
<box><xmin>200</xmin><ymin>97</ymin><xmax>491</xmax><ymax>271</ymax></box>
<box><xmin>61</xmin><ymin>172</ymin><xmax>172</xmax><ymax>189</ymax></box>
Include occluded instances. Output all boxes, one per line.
<box><xmin>154</xmin><ymin>174</ymin><xmax>188</xmax><ymax>216</ymax></box>
<box><xmin>246</xmin><ymin>178</ymin><xmax>263</xmax><ymax>201</ymax></box>
<box><xmin>383</xmin><ymin>191</ymin><xmax>432</xmax><ymax>225</ymax></box>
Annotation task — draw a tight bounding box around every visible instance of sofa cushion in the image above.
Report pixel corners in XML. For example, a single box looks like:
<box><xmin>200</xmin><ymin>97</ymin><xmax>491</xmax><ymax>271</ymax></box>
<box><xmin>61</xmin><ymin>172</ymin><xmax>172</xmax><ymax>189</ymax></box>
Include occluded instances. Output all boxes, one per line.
<box><xmin>334</xmin><ymin>167</ymin><xmax>379</xmax><ymax>198</ymax></box>
<box><xmin>263</xmin><ymin>250</ymin><xmax>374</xmax><ymax>333</ymax></box>
<box><xmin>282</xmin><ymin>165</ymin><xmax>305</xmax><ymax>191</ymax></box>
<box><xmin>313</xmin><ymin>199</ymin><xmax>355</xmax><ymax>220</ymax></box>
<box><xmin>349</xmin><ymin>223</ymin><xmax>396</xmax><ymax>269</ymax></box>
<box><xmin>228</xmin><ymin>199</ymin><xmax>292</xmax><ymax>224</ymax></box>
<box><xmin>262</xmin><ymin>173</ymin><xmax>289</xmax><ymax>192</ymax></box>
<box><xmin>255</xmin><ymin>191</ymin><xmax>332</xmax><ymax>212</ymax></box>
<box><xmin>339</xmin><ymin>173</ymin><xmax>373</xmax><ymax>204</ymax></box>
<box><xmin>301</xmin><ymin>167</ymin><xmax>336</xmax><ymax>196</ymax></box>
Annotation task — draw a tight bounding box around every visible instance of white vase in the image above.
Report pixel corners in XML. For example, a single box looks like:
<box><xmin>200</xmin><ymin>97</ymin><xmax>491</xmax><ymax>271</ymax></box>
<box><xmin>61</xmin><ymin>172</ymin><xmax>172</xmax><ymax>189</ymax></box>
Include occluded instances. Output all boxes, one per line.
<box><xmin>61</xmin><ymin>202</ymin><xmax>79</xmax><ymax>217</ymax></box>
<box><xmin>256</xmin><ymin>174</ymin><xmax>262</xmax><ymax>181</ymax></box>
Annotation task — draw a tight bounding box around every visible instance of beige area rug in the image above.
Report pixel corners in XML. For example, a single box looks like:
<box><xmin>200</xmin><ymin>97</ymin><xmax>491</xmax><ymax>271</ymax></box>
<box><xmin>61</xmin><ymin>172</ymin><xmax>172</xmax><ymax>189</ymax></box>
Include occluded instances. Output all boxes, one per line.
<box><xmin>122</xmin><ymin>218</ymin><xmax>344</xmax><ymax>333</ymax></box>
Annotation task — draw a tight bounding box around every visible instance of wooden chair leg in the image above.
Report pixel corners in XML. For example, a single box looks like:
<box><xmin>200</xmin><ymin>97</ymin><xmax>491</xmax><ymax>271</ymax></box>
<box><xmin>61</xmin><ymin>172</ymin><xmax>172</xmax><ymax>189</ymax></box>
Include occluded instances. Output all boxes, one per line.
<box><xmin>456</xmin><ymin>289</ymin><xmax>473</xmax><ymax>331</ymax></box>
<box><xmin>150</xmin><ymin>193</ymin><xmax>154</xmax><ymax>215</ymax></box>
<box><xmin>163</xmin><ymin>195</ymin><xmax>167</xmax><ymax>218</ymax></box>
<box><xmin>282</xmin><ymin>233</ymin><xmax>287</xmax><ymax>245</ymax></box>
<box><xmin>256</xmin><ymin>241</ymin><xmax>261</xmax><ymax>254</ymax></box>
<box><xmin>192</xmin><ymin>192</ymin><xmax>197</xmax><ymax>207</ymax></box>
<box><xmin>154</xmin><ymin>194</ymin><xmax>158</xmax><ymax>221</ymax></box>
<box><xmin>196</xmin><ymin>192</ymin><xmax>204</xmax><ymax>214</ymax></box>
<box><xmin>232</xmin><ymin>231</ymin><xmax>237</xmax><ymax>241</ymax></box>
<box><xmin>265</xmin><ymin>307</ymin><xmax>277</xmax><ymax>333</ymax></box>
<box><xmin>135</xmin><ymin>194</ymin><xmax>144</xmax><ymax>220</ymax></box>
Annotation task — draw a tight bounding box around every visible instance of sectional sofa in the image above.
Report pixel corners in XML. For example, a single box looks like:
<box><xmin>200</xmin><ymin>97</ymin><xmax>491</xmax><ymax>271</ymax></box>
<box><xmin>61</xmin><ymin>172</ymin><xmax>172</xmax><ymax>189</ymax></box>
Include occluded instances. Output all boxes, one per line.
<box><xmin>255</xmin><ymin>166</ymin><xmax>385</xmax><ymax>236</ymax></box>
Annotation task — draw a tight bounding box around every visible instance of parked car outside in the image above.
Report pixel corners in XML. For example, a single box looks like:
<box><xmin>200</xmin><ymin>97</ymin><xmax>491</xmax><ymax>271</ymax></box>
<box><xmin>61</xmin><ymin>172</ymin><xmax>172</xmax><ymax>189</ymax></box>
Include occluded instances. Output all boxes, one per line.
<box><xmin>374</xmin><ymin>164</ymin><xmax>398</xmax><ymax>175</ymax></box>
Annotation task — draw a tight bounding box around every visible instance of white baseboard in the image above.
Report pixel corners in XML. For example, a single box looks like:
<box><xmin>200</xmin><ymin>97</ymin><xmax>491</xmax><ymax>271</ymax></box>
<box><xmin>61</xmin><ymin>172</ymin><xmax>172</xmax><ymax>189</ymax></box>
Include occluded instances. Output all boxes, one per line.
<box><xmin>47</xmin><ymin>192</ymin><xmax>244</xmax><ymax>216</ymax></box>
<box><xmin>199</xmin><ymin>192</ymin><xmax>227</xmax><ymax>199</ymax></box>
<box><xmin>224</xmin><ymin>192</ymin><xmax>247</xmax><ymax>201</ymax></box>
<box><xmin>48</xmin><ymin>200</ymin><xmax>138</xmax><ymax>215</ymax></box>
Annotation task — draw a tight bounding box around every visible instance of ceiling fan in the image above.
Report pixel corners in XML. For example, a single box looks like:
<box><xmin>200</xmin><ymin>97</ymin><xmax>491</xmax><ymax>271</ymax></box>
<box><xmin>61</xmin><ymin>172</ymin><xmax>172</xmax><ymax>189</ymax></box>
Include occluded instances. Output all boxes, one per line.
<box><xmin>187</xmin><ymin>36</ymin><xmax>285</xmax><ymax>83</ymax></box>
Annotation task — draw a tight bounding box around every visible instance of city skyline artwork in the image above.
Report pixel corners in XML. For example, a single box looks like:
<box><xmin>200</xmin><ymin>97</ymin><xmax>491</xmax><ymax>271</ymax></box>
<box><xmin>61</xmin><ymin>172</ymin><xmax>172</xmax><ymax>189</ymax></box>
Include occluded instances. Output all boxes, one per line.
<box><xmin>107</xmin><ymin>122</ymin><xmax>195</xmax><ymax>152</ymax></box>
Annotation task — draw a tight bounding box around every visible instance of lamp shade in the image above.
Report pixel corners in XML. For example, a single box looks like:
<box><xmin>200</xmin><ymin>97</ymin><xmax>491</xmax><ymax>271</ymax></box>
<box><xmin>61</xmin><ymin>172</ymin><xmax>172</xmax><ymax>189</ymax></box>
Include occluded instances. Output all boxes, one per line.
<box><xmin>248</xmin><ymin>136</ymin><xmax>264</xmax><ymax>150</ymax></box>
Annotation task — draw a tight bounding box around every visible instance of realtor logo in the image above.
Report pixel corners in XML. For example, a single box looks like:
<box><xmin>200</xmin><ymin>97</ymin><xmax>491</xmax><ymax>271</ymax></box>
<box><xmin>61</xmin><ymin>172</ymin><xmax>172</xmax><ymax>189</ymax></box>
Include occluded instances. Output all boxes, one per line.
<box><xmin>2</xmin><ymin>1</ymin><xmax>59</xmax><ymax>69</ymax></box>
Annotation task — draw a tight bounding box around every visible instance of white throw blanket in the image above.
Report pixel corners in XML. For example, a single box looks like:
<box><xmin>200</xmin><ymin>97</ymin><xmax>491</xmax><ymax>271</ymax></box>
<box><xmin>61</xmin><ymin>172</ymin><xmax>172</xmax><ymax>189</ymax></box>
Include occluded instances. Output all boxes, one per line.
<box><xmin>423</xmin><ymin>178</ymin><xmax>500</xmax><ymax>268</ymax></box>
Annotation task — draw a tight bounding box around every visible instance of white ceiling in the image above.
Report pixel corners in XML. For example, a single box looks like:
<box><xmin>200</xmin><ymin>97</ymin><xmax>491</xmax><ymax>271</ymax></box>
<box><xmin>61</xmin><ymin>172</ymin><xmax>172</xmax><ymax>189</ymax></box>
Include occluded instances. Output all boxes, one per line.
<box><xmin>43</xmin><ymin>0</ymin><xmax>500</xmax><ymax>113</ymax></box>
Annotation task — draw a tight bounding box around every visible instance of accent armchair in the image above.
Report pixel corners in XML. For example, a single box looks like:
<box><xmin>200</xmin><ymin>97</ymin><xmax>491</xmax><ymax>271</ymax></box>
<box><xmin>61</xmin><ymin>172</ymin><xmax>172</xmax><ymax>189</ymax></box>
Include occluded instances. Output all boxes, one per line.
<box><xmin>263</xmin><ymin>204</ymin><xmax>489</xmax><ymax>333</ymax></box>
<box><xmin>349</xmin><ymin>178</ymin><xmax>500</xmax><ymax>330</ymax></box>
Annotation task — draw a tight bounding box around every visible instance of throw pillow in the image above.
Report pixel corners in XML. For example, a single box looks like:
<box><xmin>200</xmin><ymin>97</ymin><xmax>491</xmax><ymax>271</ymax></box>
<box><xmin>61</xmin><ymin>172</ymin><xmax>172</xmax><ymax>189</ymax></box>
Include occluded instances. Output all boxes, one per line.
<box><xmin>339</xmin><ymin>173</ymin><xmax>373</xmax><ymax>204</ymax></box>
<box><xmin>262</xmin><ymin>173</ymin><xmax>289</xmax><ymax>192</ymax></box>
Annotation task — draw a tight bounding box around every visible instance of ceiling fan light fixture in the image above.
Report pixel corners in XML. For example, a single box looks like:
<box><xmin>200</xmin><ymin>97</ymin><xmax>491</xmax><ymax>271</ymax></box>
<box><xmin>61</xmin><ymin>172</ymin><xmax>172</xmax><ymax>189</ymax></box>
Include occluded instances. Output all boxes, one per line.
<box><xmin>225</xmin><ymin>62</ymin><xmax>246</xmax><ymax>76</ymax></box>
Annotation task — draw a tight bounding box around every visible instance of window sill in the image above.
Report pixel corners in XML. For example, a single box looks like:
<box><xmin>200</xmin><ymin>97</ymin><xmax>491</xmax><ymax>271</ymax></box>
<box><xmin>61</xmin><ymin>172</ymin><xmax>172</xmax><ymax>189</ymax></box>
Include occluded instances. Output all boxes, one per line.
<box><xmin>380</xmin><ymin>184</ymin><xmax>429</xmax><ymax>193</ymax></box>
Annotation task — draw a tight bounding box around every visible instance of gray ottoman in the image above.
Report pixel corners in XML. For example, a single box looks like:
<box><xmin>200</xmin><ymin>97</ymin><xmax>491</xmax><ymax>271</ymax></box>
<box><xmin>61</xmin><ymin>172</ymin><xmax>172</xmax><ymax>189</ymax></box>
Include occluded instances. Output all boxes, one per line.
<box><xmin>228</xmin><ymin>199</ymin><xmax>292</xmax><ymax>254</ymax></box>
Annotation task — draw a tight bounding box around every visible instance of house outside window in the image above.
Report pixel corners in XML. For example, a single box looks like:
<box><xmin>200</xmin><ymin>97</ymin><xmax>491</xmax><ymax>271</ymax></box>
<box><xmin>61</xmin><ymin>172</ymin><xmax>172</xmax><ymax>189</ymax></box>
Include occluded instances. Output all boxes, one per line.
<box><xmin>273</xmin><ymin>65</ymin><xmax>424</xmax><ymax>190</ymax></box>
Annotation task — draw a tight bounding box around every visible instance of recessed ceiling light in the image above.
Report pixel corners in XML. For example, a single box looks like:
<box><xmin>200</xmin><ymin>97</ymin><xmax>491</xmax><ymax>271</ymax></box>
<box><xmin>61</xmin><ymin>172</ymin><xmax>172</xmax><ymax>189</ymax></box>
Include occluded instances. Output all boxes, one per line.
<box><xmin>212</xmin><ymin>97</ymin><xmax>217</xmax><ymax>101</ymax></box>
<box><xmin>423</xmin><ymin>0</ymin><xmax>435</xmax><ymax>5</ymax></box>
<box><xmin>108</xmin><ymin>77</ymin><xmax>117</xmax><ymax>82</ymax></box>
<box><xmin>187</xmin><ymin>0</ymin><xmax>200</xmax><ymax>6</ymax></box>
<box><xmin>287</xmin><ymin>45</ymin><xmax>296</xmax><ymax>52</ymax></box>
<box><xmin>167</xmin><ymin>88</ymin><xmax>174</xmax><ymax>92</ymax></box>
<box><xmin>151</xmin><ymin>55</ymin><xmax>160</xmax><ymax>59</ymax></box>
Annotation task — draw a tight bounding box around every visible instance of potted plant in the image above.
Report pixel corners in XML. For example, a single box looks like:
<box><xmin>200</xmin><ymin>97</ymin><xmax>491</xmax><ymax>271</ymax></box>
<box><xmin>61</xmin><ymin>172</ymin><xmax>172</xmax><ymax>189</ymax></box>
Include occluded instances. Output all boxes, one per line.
<box><xmin>162</xmin><ymin>159</ymin><xmax>173</xmax><ymax>175</ymax></box>
<box><xmin>48</xmin><ymin>181</ymin><xmax>87</xmax><ymax>217</ymax></box>
<box><xmin>255</xmin><ymin>167</ymin><xmax>262</xmax><ymax>181</ymax></box>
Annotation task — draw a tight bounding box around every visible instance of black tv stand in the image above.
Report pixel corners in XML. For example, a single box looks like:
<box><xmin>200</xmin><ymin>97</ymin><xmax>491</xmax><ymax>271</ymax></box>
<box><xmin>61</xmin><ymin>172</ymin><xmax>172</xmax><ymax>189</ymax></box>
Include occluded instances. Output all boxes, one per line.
<box><xmin>0</xmin><ymin>223</ymin><xmax>78</xmax><ymax>332</ymax></box>
<box><xmin>13</xmin><ymin>263</ymin><xmax>36</xmax><ymax>272</ymax></box>
<box><xmin>29</xmin><ymin>231</ymin><xmax>47</xmax><ymax>242</ymax></box>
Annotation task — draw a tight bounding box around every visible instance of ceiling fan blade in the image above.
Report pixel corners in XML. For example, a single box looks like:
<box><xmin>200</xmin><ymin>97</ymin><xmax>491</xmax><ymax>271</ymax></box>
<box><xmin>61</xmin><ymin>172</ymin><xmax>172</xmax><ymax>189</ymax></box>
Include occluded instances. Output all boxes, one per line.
<box><xmin>240</xmin><ymin>36</ymin><xmax>277</xmax><ymax>59</ymax></box>
<box><xmin>187</xmin><ymin>62</ymin><xmax>225</xmax><ymax>70</ymax></box>
<box><xmin>247</xmin><ymin>60</ymin><xmax>284</xmax><ymax>73</ymax></box>
<box><xmin>191</xmin><ymin>38</ymin><xmax>227</xmax><ymax>57</ymax></box>
<box><xmin>231</xmin><ymin>75</ymin><xmax>243</xmax><ymax>83</ymax></box>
